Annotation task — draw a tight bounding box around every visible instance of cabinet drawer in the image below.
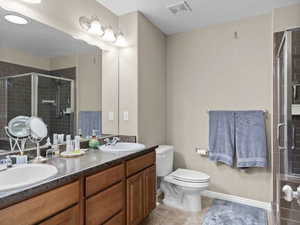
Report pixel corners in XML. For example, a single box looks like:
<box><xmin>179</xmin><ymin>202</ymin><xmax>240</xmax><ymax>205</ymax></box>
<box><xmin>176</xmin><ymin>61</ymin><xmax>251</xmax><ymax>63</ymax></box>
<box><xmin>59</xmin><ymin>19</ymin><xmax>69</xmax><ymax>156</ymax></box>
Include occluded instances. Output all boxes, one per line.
<box><xmin>103</xmin><ymin>211</ymin><xmax>124</xmax><ymax>225</ymax></box>
<box><xmin>86</xmin><ymin>181</ymin><xmax>124</xmax><ymax>225</ymax></box>
<box><xmin>86</xmin><ymin>163</ymin><xmax>124</xmax><ymax>197</ymax></box>
<box><xmin>39</xmin><ymin>205</ymin><xmax>80</xmax><ymax>225</ymax></box>
<box><xmin>0</xmin><ymin>181</ymin><xmax>80</xmax><ymax>225</ymax></box>
<box><xmin>126</xmin><ymin>152</ymin><xmax>155</xmax><ymax>177</ymax></box>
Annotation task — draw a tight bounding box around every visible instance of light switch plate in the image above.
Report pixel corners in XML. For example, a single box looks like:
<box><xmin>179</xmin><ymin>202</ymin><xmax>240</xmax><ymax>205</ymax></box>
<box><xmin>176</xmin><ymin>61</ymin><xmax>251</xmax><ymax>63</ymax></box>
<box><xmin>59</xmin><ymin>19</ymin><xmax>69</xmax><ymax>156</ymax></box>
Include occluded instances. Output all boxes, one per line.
<box><xmin>123</xmin><ymin>111</ymin><xmax>129</xmax><ymax>121</ymax></box>
<box><xmin>108</xmin><ymin>112</ymin><xmax>114</xmax><ymax>121</ymax></box>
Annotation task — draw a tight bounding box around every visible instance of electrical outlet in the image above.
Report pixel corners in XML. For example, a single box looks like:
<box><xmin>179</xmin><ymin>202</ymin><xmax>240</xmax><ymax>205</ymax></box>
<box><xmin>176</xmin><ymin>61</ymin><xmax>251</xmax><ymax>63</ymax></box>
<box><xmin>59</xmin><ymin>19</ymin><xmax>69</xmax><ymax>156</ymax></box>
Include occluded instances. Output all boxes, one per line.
<box><xmin>123</xmin><ymin>111</ymin><xmax>129</xmax><ymax>121</ymax></box>
<box><xmin>108</xmin><ymin>112</ymin><xmax>114</xmax><ymax>121</ymax></box>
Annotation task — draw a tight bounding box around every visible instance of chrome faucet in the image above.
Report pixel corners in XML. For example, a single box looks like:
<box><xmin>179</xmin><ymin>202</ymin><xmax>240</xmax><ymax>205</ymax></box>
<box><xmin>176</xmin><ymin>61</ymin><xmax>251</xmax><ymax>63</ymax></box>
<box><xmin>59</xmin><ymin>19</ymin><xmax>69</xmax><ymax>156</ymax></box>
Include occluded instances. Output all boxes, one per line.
<box><xmin>104</xmin><ymin>137</ymin><xmax>120</xmax><ymax>146</ymax></box>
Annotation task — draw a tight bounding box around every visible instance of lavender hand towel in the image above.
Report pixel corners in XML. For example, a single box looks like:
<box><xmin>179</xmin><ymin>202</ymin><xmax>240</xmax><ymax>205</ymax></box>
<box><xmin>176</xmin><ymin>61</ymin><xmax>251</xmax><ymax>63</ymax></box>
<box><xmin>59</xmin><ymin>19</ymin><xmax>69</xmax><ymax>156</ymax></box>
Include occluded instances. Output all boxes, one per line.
<box><xmin>79</xmin><ymin>111</ymin><xmax>101</xmax><ymax>138</ymax></box>
<box><xmin>209</xmin><ymin>111</ymin><xmax>235</xmax><ymax>166</ymax></box>
<box><xmin>235</xmin><ymin>111</ymin><xmax>267</xmax><ymax>168</ymax></box>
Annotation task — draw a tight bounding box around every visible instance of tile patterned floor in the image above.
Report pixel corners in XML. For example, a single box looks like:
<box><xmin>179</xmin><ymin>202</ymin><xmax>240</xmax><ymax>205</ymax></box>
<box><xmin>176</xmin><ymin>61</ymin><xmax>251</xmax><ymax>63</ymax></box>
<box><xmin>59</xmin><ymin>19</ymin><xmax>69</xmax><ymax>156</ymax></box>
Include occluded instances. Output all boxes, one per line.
<box><xmin>141</xmin><ymin>201</ymin><xmax>211</xmax><ymax>225</ymax></box>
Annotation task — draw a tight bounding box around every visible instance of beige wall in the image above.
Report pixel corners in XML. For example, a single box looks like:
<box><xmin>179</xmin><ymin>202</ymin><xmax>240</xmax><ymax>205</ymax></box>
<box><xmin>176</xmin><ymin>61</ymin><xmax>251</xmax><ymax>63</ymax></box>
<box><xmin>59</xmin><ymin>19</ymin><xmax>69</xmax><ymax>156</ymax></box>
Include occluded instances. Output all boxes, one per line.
<box><xmin>166</xmin><ymin>14</ymin><xmax>273</xmax><ymax>202</ymax></box>
<box><xmin>77</xmin><ymin>51</ymin><xmax>102</xmax><ymax>111</ymax></box>
<box><xmin>137</xmin><ymin>13</ymin><xmax>166</xmax><ymax>146</ymax></box>
<box><xmin>0</xmin><ymin>47</ymin><xmax>50</xmax><ymax>70</ymax></box>
<box><xmin>273</xmin><ymin>3</ymin><xmax>300</xmax><ymax>32</ymax></box>
<box><xmin>49</xmin><ymin>55</ymin><xmax>76</xmax><ymax>71</ymax></box>
<box><xmin>118</xmin><ymin>12</ymin><xmax>139</xmax><ymax>136</ymax></box>
<box><xmin>117</xmin><ymin>12</ymin><xmax>167</xmax><ymax>145</ymax></box>
<box><xmin>102</xmin><ymin>50</ymin><xmax>119</xmax><ymax>134</ymax></box>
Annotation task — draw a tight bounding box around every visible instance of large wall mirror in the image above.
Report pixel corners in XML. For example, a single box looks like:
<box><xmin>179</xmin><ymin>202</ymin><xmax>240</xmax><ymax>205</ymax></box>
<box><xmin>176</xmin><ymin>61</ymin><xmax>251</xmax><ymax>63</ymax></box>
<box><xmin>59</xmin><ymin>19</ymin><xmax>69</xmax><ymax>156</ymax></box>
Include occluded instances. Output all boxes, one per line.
<box><xmin>0</xmin><ymin>8</ymin><xmax>118</xmax><ymax>151</ymax></box>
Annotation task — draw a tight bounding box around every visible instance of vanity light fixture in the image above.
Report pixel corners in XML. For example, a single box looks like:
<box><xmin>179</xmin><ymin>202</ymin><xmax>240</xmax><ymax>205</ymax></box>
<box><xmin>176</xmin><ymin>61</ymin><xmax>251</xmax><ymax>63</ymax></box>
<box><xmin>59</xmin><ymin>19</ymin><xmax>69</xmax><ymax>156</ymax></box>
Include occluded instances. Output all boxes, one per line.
<box><xmin>21</xmin><ymin>0</ymin><xmax>42</xmax><ymax>3</ymax></box>
<box><xmin>79</xmin><ymin>16</ymin><xmax>104</xmax><ymax>36</ymax></box>
<box><xmin>4</xmin><ymin>15</ymin><xmax>28</xmax><ymax>25</ymax></box>
<box><xmin>102</xmin><ymin>26</ymin><xmax>116</xmax><ymax>42</ymax></box>
<box><xmin>115</xmin><ymin>32</ymin><xmax>128</xmax><ymax>47</ymax></box>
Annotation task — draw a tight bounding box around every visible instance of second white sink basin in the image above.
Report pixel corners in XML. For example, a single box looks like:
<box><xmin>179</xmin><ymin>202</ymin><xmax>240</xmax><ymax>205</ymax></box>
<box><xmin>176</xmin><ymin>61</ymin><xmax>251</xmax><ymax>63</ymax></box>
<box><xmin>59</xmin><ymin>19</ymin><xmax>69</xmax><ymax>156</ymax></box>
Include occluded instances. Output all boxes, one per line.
<box><xmin>0</xmin><ymin>164</ymin><xmax>58</xmax><ymax>192</ymax></box>
<box><xmin>99</xmin><ymin>142</ymin><xmax>146</xmax><ymax>152</ymax></box>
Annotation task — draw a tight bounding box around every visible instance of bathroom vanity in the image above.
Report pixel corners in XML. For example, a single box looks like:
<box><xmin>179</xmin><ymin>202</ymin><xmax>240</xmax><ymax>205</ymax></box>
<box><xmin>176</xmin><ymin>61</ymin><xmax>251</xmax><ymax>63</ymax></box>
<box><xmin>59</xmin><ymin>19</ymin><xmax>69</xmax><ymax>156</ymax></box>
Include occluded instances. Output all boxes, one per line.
<box><xmin>0</xmin><ymin>147</ymin><xmax>156</xmax><ymax>225</ymax></box>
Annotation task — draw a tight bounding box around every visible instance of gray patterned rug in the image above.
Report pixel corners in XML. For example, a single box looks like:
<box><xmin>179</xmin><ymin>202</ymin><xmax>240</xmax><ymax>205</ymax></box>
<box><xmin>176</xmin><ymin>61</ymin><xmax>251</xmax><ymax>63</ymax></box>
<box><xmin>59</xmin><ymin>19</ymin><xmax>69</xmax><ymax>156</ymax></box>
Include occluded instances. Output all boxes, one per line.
<box><xmin>202</xmin><ymin>200</ymin><xmax>267</xmax><ymax>225</ymax></box>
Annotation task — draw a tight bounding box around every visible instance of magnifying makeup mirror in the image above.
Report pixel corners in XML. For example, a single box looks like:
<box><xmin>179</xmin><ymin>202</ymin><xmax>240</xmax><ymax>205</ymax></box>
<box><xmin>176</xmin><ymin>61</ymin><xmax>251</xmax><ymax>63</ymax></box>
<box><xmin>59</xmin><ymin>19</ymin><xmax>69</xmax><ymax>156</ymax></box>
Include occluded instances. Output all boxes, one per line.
<box><xmin>7</xmin><ymin>116</ymin><xmax>30</xmax><ymax>138</ymax></box>
<box><xmin>27</xmin><ymin>117</ymin><xmax>48</xmax><ymax>163</ymax></box>
<box><xmin>4</xmin><ymin>116</ymin><xmax>30</xmax><ymax>153</ymax></box>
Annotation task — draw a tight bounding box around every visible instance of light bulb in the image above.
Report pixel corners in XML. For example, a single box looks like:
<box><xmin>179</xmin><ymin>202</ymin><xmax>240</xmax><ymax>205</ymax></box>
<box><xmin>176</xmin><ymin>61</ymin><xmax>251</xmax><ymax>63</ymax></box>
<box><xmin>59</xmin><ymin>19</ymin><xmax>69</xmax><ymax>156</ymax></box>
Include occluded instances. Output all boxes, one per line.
<box><xmin>88</xmin><ymin>20</ymin><xmax>104</xmax><ymax>36</ymax></box>
<box><xmin>5</xmin><ymin>15</ymin><xmax>28</xmax><ymax>25</ymax></box>
<box><xmin>102</xmin><ymin>27</ymin><xmax>116</xmax><ymax>42</ymax></box>
<box><xmin>115</xmin><ymin>33</ymin><xmax>128</xmax><ymax>47</ymax></box>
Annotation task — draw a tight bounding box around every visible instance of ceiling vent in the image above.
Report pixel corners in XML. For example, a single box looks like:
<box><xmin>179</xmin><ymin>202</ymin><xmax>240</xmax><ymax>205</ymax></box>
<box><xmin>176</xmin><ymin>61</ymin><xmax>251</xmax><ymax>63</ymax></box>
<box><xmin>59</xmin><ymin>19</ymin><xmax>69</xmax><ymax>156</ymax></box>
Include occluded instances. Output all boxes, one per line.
<box><xmin>167</xmin><ymin>1</ymin><xmax>192</xmax><ymax>15</ymax></box>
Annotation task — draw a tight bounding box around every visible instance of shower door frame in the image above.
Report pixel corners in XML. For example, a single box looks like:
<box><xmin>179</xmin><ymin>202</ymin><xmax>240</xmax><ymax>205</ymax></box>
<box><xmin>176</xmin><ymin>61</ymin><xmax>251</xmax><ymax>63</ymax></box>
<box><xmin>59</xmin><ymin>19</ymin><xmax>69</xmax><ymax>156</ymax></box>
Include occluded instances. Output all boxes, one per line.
<box><xmin>0</xmin><ymin>72</ymin><xmax>76</xmax><ymax>132</ymax></box>
<box><xmin>274</xmin><ymin>29</ymin><xmax>300</xmax><ymax>225</ymax></box>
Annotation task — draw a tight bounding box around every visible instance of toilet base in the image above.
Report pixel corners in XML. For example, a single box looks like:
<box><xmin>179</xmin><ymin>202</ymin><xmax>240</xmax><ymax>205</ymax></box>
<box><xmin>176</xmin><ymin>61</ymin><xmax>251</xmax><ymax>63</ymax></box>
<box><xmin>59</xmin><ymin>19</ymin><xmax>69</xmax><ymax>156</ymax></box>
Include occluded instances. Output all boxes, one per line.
<box><xmin>163</xmin><ymin>192</ymin><xmax>202</xmax><ymax>212</ymax></box>
<box><xmin>161</xmin><ymin>181</ymin><xmax>204</xmax><ymax>212</ymax></box>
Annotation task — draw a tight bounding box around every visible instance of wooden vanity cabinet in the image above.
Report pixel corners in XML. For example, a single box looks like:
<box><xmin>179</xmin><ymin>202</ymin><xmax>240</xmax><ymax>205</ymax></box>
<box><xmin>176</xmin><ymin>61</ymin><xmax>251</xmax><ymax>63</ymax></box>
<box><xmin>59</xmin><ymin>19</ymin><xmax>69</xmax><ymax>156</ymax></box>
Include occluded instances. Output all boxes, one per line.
<box><xmin>39</xmin><ymin>205</ymin><xmax>80</xmax><ymax>225</ymax></box>
<box><xmin>0</xmin><ymin>181</ymin><xmax>80</xmax><ymax>225</ymax></box>
<box><xmin>0</xmin><ymin>150</ymin><xmax>156</xmax><ymax>225</ymax></box>
<box><xmin>126</xmin><ymin>152</ymin><xmax>156</xmax><ymax>225</ymax></box>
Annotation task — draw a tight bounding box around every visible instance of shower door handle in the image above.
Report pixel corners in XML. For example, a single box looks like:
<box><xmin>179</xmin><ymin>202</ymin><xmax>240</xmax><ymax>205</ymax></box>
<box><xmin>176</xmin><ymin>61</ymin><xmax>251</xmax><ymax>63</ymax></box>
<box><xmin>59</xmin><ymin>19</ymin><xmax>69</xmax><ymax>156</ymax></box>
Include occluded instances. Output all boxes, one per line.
<box><xmin>291</xmin><ymin>124</ymin><xmax>296</xmax><ymax>150</ymax></box>
<box><xmin>277</xmin><ymin>123</ymin><xmax>286</xmax><ymax>150</ymax></box>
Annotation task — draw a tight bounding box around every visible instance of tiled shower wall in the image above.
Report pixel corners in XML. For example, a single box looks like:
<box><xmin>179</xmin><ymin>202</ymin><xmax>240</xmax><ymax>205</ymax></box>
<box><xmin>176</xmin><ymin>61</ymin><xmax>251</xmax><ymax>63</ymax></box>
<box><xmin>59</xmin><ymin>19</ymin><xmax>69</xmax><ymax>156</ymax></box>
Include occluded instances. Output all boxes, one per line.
<box><xmin>0</xmin><ymin>61</ymin><xmax>76</xmax><ymax>150</ymax></box>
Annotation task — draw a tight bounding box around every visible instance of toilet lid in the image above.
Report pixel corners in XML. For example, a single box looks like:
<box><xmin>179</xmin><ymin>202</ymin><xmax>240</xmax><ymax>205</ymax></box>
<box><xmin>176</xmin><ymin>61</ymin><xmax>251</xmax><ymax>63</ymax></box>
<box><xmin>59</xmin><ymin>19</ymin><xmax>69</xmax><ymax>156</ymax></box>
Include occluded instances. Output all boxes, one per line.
<box><xmin>171</xmin><ymin>169</ymin><xmax>210</xmax><ymax>183</ymax></box>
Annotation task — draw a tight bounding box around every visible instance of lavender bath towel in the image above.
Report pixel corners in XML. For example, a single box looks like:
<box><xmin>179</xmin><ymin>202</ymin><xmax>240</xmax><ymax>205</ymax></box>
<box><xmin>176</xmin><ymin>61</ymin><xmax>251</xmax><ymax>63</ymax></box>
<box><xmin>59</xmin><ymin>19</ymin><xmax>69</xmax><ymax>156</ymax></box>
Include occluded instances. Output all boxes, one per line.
<box><xmin>235</xmin><ymin>111</ymin><xmax>267</xmax><ymax>168</ymax></box>
<box><xmin>209</xmin><ymin>111</ymin><xmax>235</xmax><ymax>166</ymax></box>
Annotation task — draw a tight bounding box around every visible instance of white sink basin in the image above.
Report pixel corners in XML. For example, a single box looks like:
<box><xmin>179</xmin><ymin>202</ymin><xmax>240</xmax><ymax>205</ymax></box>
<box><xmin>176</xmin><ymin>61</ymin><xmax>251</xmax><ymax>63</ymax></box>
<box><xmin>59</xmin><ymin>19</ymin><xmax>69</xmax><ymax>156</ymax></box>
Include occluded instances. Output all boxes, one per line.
<box><xmin>99</xmin><ymin>142</ymin><xmax>146</xmax><ymax>152</ymax></box>
<box><xmin>0</xmin><ymin>164</ymin><xmax>58</xmax><ymax>192</ymax></box>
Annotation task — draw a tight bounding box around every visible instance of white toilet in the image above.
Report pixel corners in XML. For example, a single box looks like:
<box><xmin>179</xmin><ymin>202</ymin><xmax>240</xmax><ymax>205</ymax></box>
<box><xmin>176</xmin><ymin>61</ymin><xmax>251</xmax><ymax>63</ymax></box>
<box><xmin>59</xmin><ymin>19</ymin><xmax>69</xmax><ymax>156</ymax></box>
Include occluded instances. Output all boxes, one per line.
<box><xmin>156</xmin><ymin>145</ymin><xmax>210</xmax><ymax>212</ymax></box>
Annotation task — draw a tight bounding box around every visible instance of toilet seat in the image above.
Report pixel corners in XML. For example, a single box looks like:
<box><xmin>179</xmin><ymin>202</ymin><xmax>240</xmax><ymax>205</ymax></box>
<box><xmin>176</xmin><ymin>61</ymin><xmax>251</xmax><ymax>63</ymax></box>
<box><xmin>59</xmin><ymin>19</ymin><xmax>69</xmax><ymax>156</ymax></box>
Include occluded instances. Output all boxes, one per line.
<box><xmin>164</xmin><ymin>169</ymin><xmax>210</xmax><ymax>189</ymax></box>
<box><xmin>170</xmin><ymin>169</ymin><xmax>210</xmax><ymax>183</ymax></box>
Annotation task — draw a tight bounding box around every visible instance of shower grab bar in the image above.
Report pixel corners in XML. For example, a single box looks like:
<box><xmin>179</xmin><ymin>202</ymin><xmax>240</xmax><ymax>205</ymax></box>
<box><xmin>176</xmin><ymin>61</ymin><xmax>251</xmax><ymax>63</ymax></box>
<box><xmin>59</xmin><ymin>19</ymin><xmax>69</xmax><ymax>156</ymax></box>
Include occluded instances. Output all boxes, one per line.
<box><xmin>292</xmin><ymin>124</ymin><xmax>296</xmax><ymax>150</ymax></box>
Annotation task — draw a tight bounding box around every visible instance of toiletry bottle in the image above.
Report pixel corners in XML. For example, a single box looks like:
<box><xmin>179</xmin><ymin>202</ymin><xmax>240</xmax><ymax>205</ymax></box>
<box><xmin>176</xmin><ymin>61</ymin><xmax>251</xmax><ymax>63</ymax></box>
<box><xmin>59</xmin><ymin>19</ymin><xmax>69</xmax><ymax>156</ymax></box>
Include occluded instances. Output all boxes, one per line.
<box><xmin>74</xmin><ymin>136</ymin><xmax>81</xmax><ymax>153</ymax></box>
<box><xmin>53</xmin><ymin>134</ymin><xmax>60</xmax><ymax>155</ymax></box>
<box><xmin>89</xmin><ymin>130</ymin><xmax>100</xmax><ymax>149</ymax></box>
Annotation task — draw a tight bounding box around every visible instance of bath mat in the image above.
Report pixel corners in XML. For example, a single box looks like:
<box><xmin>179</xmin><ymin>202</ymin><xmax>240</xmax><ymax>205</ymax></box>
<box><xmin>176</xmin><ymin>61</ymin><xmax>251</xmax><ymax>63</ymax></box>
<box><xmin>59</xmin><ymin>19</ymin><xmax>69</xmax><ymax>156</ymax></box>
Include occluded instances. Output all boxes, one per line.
<box><xmin>202</xmin><ymin>200</ymin><xmax>267</xmax><ymax>225</ymax></box>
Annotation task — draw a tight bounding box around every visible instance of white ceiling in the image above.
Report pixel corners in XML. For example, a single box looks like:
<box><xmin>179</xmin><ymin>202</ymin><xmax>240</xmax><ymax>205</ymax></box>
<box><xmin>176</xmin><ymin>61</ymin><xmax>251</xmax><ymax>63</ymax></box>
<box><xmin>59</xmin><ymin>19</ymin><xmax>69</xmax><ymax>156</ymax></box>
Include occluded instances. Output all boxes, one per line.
<box><xmin>0</xmin><ymin>8</ymin><xmax>97</xmax><ymax>58</ymax></box>
<box><xmin>97</xmin><ymin>0</ymin><xmax>300</xmax><ymax>35</ymax></box>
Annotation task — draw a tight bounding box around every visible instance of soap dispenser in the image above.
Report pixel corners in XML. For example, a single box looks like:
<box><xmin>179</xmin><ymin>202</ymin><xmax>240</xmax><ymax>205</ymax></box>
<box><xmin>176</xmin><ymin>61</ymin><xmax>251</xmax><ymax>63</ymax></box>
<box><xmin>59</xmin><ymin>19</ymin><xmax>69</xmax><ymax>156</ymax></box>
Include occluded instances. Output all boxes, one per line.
<box><xmin>89</xmin><ymin>130</ymin><xmax>100</xmax><ymax>149</ymax></box>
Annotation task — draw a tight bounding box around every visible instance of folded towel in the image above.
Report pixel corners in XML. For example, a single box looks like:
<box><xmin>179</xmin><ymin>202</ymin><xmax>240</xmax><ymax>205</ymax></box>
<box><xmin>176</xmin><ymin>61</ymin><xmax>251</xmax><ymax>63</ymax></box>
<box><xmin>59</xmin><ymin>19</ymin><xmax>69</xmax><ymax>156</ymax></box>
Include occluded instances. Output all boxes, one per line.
<box><xmin>79</xmin><ymin>111</ymin><xmax>101</xmax><ymax>138</ymax></box>
<box><xmin>209</xmin><ymin>111</ymin><xmax>235</xmax><ymax>166</ymax></box>
<box><xmin>235</xmin><ymin>111</ymin><xmax>267</xmax><ymax>168</ymax></box>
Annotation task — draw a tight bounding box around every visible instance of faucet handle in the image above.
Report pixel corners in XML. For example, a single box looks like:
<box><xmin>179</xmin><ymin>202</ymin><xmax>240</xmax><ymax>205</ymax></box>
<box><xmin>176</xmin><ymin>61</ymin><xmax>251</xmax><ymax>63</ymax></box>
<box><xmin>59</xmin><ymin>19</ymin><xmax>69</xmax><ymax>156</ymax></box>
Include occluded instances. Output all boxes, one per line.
<box><xmin>113</xmin><ymin>137</ymin><xmax>120</xmax><ymax>141</ymax></box>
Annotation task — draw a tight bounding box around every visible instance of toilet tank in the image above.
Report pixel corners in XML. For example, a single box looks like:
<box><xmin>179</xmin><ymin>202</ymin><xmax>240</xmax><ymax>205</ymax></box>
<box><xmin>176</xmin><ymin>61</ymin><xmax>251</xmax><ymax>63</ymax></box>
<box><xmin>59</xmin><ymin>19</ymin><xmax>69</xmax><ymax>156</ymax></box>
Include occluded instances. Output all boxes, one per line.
<box><xmin>156</xmin><ymin>145</ymin><xmax>174</xmax><ymax>177</ymax></box>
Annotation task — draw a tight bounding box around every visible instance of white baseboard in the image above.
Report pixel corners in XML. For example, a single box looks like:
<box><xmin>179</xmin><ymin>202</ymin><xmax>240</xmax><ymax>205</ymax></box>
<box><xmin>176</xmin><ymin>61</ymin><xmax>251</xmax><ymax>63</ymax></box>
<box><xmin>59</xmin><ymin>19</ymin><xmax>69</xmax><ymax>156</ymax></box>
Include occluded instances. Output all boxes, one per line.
<box><xmin>202</xmin><ymin>190</ymin><xmax>272</xmax><ymax>211</ymax></box>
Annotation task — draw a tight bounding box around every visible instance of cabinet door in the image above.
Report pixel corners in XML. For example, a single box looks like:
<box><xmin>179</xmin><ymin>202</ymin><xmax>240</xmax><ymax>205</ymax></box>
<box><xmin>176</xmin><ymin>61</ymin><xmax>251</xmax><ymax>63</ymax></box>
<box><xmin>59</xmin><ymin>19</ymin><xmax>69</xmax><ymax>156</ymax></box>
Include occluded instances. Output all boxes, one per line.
<box><xmin>39</xmin><ymin>205</ymin><xmax>80</xmax><ymax>225</ymax></box>
<box><xmin>86</xmin><ymin>182</ymin><xmax>124</xmax><ymax>225</ymax></box>
<box><xmin>143</xmin><ymin>166</ymin><xmax>156</xmax><ymax>217</ymax></box>
<box><xmin>126</xmin><ymin>171</ymin><xmax>144</xmax><ymax>225</ymax></box>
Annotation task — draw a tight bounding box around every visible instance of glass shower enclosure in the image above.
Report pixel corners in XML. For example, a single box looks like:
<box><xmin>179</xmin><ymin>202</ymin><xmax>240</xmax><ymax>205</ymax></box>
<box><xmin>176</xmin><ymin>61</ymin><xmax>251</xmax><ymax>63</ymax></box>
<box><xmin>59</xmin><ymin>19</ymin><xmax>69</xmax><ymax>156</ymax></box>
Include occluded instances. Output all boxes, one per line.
<box><xmin>275</xmin><ymin>28</ymin><xmax>300</xmax><ymax>224</ymax></box>
<box><xmin>0</xmin><ymin>73</ymin><xmax>75</xmax><ymax>150</ymax></box>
